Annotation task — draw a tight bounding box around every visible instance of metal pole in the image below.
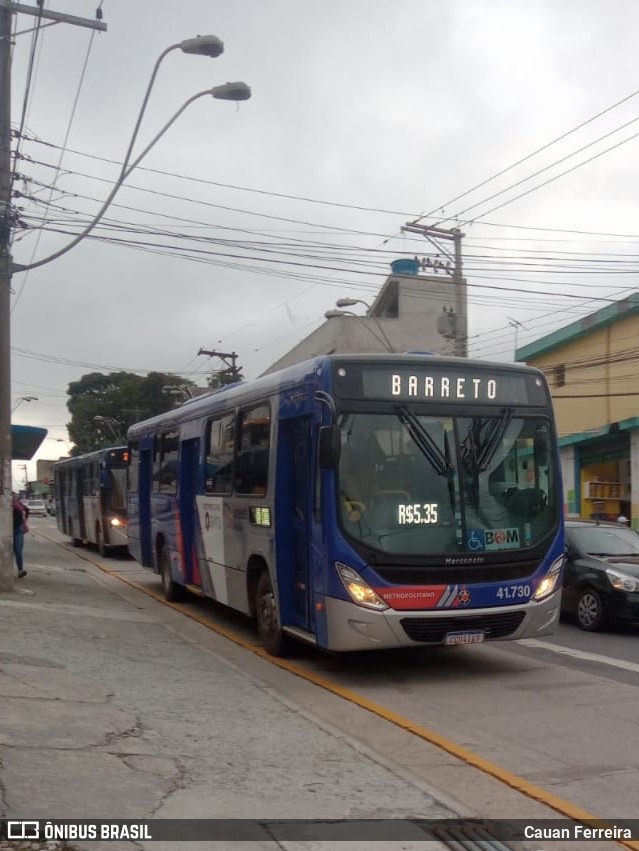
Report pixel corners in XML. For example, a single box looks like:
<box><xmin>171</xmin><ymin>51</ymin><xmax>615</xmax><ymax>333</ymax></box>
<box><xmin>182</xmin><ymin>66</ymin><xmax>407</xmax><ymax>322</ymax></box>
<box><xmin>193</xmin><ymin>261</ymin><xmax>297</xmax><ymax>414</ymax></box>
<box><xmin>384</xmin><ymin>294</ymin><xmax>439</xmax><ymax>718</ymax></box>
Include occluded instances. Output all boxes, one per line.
<box><xmin>452</xmin><ymin>229</ymin><xmax>467</xmax><ymax>358</ymax></box>
<box><xmin>0</xmin><ymin>3</ymin><xmax>14</xmax><ymax>590</ymax></box>
<box><xmin>0</xmin><ymin>2</ymin><xmax>107</xmax><ymax>32</ymax></box>
<box><xmin>0</xmin><ymin>4</ymin><xmax>105</xmax><ymax>591</ymax></box>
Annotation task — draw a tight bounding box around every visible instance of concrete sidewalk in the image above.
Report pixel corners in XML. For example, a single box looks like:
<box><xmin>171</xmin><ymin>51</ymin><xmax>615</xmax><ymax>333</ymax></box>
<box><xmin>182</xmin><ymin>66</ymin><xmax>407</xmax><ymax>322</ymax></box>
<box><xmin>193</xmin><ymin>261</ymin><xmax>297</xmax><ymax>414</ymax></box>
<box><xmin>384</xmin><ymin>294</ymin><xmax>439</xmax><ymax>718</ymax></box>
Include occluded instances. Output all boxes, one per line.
<box><xmin>1</xmin><ymin>523</ymin><xmax>460</xmax><ymax>850</ymax></box>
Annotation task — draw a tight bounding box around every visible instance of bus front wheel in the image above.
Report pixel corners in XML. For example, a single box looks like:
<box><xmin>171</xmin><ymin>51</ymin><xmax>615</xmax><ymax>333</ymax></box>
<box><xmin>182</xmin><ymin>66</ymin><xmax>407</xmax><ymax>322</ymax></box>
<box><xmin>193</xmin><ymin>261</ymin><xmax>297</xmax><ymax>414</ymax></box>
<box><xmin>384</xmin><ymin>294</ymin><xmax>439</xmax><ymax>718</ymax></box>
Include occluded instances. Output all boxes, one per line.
<box><xmin>255</xmin><ymin>571</ymin><xmax>289</xmax><ymax>657</ymax></box>
<box><xmin>96</xmin><ymin>524</ymin><xmax>109</xmax><ymax>558</ymax></box>
<box><xmin>69</xmin><ymin>520</ymin><xmax>81</xmax><ymax>548</ymax></box>
<box><xmin>159</xmin><ymin>547</ymin><xmax>183</xmax><ymax>602</ymax></box>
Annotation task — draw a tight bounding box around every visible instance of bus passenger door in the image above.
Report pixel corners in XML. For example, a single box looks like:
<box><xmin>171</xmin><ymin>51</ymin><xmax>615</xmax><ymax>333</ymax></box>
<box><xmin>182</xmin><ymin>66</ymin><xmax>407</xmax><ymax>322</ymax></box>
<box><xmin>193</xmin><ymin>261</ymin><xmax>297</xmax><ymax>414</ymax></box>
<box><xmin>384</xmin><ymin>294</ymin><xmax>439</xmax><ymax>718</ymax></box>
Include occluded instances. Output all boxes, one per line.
<box><xmin>138</xmin><ymin>446</ymin><xmax>153</xmax><ymax>566</ymax></box>
<box><xmin>75</xmin><ymin>468</ymin><xmax>87</xmax><ymax>540</ymax></box>
<box><xmin>179</xmin><ymin>437</ymin><xmax>201</xmax><ymax>586</ymax></box>
<box><xmin>290</xmin><ymin>417</ymin><xmax>313</xmax><ymax>631</ymax></box>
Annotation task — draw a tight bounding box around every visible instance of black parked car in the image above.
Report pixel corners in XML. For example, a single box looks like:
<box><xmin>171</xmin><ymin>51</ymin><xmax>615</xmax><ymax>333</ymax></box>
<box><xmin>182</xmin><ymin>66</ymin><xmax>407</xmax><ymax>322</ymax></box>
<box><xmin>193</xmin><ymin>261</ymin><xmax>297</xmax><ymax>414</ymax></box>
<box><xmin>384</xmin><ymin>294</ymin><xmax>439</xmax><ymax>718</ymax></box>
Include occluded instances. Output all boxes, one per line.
<box><xmin>563</xmin><ymin>520</ymin><xmax>639</xmax><ymax>631</ymax></box>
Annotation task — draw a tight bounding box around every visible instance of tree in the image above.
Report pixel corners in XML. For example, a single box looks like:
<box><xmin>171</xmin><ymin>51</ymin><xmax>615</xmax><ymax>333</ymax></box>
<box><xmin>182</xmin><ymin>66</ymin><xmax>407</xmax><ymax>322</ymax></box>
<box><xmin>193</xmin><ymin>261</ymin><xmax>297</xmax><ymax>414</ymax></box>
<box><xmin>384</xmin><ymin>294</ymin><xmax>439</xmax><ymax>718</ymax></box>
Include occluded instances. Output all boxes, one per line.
<box><xmin>66</xmin><ymin>371</ymin><xmax>198</xmax><ymax>454</ymax></box>
<box><xmin>207</xmin><ymin>368</ymin><xmax>243</xmax><ymax>390</ymax></box>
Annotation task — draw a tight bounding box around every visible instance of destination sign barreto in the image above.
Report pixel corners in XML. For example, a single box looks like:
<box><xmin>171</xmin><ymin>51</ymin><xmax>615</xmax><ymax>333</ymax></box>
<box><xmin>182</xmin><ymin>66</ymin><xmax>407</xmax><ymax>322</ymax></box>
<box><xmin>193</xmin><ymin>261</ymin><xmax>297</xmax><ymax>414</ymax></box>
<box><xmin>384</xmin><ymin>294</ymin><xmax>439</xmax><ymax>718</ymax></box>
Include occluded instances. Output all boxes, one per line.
<box><xmin>335</xmin><ymin>364</ymin><xmax>544</xmax><ymax>405</ymax></box>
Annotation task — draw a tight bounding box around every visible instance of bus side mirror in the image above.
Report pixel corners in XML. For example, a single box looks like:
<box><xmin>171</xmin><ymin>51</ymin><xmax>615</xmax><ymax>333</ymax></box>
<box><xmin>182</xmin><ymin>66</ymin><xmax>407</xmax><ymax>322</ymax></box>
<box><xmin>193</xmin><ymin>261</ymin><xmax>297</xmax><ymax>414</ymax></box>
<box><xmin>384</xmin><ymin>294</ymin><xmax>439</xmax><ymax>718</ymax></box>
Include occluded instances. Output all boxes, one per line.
<box><xmin>318</xmin><ymin>426</ymin><xmax>341</xmax><ymax>469</ymax></box>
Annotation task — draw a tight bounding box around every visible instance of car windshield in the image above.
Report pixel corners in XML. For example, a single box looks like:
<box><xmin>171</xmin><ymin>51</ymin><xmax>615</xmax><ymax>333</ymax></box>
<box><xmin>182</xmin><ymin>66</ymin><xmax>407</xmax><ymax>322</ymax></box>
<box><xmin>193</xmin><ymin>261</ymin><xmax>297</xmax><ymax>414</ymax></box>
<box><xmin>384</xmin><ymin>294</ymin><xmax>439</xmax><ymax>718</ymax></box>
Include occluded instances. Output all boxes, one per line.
<box><xmin>568</xmin><ymin>525</ymin><xmax>639</xmax><ymax>557</ymax></box>
<box><xmin>337</xmin><ymin>410</ymin><xmax>558</xmax><ymax>556</ymax></box>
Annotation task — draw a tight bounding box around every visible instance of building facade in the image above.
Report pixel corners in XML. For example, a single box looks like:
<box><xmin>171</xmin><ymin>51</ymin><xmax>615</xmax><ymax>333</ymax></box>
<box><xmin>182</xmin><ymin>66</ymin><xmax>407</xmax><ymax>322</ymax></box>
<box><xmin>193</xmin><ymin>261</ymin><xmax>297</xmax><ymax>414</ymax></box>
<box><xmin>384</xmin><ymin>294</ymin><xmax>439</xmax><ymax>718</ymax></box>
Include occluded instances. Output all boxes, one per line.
<box><xmin>516</xmin><ymin>294</ymin><xmax>639</xmax><ymax>527</ymax></box>
<box><xmin>263</xmin><ymin>258</ymin><xmax>467</xmax><ymax>375</ymax></box>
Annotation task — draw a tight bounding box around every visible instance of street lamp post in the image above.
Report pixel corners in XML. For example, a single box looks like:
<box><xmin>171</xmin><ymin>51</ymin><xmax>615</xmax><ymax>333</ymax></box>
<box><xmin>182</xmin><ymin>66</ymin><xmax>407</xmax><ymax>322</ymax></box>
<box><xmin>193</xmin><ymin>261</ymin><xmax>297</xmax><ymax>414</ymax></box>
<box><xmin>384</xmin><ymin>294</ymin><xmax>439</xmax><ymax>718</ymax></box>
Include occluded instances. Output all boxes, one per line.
<box><xmin>328</xmin><ymin>297</ymin><xmax>394</xmax><ymax>352</ymax></box>
<box><xmin>324</xmin><ymin>309</ymin><xmax>394</xmax><ymax>353</ymax></box>
<box><xmin>0</xmin><ymin>31</ymin><xmax>252</xmax><ymax>591</ymax></box>
<box><xmin>11</xmin><ymin>395</ymin><xmax>38</xmax><ymax>413</ymax></box>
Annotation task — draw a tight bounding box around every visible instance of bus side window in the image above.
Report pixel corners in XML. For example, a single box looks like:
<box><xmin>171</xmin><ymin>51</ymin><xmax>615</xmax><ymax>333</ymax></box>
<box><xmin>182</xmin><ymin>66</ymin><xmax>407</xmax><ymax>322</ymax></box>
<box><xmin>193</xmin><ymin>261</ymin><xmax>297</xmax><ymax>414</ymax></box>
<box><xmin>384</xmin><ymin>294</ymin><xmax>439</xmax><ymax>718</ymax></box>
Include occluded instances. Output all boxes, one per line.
<box><xmin>205</xmin><ymin>413</ymin><xmax>235</xmax><ymax>495</ymax></box>
<box><xmin>235</xmin><ymin>404</ymin><xmax>270</xmax><ymax>496</ymax></box>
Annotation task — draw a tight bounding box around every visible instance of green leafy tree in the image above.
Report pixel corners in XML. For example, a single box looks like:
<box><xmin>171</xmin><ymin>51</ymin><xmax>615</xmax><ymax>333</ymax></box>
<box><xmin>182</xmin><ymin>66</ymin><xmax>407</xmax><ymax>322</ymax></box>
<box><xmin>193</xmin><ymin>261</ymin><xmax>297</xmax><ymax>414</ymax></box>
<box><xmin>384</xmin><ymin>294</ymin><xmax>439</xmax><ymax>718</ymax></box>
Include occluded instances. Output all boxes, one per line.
<box><xmin>207</xmin><ymin>368</ymin><xmax>243</xmax><ymax>390</ymax></box>
<box><xmin>67</xmin><ymin>371</ymin><xmax>198</xmax><ymax>455</ymax></box>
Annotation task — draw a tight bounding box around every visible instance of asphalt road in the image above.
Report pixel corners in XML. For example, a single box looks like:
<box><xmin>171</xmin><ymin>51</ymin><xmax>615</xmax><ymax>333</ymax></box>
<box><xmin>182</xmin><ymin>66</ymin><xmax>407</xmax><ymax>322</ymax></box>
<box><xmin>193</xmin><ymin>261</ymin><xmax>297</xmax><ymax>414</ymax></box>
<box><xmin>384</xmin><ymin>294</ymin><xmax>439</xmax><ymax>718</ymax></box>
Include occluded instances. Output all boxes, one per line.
<box><xmin>26</xmin><ymin>516</ymin><xmax>639</xmax><ymax>840</ymax></box>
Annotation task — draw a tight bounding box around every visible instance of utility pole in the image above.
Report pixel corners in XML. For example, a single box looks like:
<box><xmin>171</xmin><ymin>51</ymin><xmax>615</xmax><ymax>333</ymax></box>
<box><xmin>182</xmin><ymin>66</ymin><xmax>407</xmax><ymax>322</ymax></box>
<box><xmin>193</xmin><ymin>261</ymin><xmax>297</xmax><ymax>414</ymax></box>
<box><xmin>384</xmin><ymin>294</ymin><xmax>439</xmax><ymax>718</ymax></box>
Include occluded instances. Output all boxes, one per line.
<box><xmin>198</xmin><ymin>347</ymin><xmax>243</xmax><ymax>384</ymax></box>
<box><xmin>0</xmin><ymin>2</ymin><xmax>106</xmax><ymax>592</ymax></box>
<box><xmin>508</xmin><ymin>316</ymin><xmax>525</xmax><ymax>362</ymax></box>
<box><xmin>400</xmin><ymin>222</ymin><xmax>467</xmax><ymax>358</ymax></box>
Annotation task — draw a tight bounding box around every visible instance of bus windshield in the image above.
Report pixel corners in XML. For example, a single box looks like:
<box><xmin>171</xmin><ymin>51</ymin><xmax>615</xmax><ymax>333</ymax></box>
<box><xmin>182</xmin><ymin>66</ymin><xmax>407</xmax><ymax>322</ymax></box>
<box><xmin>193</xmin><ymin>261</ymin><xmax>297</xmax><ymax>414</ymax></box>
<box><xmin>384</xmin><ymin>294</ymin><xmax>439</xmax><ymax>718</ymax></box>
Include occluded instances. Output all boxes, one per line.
<box><xmin>337</xmin><ymin>409</ymin><xmax>557</xmax><ymax>556</ymax></box>
<box><xmin>107</xmin><ymin>467</ymin><xmax>127</xmax><ymax>514</ymax></box>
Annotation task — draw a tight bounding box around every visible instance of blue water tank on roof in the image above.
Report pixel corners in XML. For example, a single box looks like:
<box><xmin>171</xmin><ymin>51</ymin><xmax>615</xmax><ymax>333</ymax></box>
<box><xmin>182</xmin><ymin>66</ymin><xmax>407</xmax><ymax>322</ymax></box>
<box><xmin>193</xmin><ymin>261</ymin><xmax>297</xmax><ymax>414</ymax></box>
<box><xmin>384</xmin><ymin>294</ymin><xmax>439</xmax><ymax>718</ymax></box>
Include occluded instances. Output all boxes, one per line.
<box><xmin>390</xmin><ymin>258</ymin><xmax>419</xmax><ymax>276</ymax></box>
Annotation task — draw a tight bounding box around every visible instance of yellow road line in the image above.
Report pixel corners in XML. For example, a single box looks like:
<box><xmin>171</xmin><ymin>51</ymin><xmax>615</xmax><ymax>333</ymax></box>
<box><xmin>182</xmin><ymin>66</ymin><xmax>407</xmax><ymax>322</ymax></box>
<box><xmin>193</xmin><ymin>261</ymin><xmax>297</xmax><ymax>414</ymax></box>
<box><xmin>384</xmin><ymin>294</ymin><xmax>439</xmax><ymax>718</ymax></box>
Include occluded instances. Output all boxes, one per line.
<box><xmin>43</xmin><ymin>533</ymin><xmax>639</xmax><ymax>851</ymax></box>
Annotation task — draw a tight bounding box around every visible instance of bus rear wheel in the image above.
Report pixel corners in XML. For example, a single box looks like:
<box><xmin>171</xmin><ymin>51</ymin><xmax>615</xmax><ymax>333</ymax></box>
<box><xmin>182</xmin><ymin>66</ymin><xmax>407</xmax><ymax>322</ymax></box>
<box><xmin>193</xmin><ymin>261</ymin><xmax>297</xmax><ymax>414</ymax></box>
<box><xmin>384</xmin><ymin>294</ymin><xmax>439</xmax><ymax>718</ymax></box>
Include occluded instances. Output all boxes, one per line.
<box><xmin>159</xmin><ymin>546</ymin><xmax>183</xmax><ymax>602</ymax></box>
<box><xmin>255</xmin><ymin>571</ymin><xmax>289</xmax><ymax>657</ymax></box>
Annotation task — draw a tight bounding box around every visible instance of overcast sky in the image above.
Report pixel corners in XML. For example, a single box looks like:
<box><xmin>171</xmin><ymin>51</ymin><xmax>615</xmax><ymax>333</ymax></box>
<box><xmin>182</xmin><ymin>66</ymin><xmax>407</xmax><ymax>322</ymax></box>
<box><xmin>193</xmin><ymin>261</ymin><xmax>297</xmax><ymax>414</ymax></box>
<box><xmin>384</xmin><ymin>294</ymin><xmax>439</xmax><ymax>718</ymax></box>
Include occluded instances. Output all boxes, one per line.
<box><xmin>9</xmin><ymin>0</ymin><xmax>639</xmax><ymax>482</ymax></box>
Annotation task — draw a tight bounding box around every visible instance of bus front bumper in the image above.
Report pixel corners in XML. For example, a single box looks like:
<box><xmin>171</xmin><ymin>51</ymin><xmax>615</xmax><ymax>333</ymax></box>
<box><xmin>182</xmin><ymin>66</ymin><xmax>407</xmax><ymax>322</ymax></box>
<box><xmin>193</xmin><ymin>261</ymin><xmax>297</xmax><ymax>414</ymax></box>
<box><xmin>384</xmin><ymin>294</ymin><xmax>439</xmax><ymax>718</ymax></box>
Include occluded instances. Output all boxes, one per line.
<box><xmin>323</xmin><ymin>593</ymin><xmax>560</xmax><ymax>652</ymax></box>
<box><xmin>106</xmin><ymin>522</ymin><xmax>128</xmax><ymax>549</ymax></box>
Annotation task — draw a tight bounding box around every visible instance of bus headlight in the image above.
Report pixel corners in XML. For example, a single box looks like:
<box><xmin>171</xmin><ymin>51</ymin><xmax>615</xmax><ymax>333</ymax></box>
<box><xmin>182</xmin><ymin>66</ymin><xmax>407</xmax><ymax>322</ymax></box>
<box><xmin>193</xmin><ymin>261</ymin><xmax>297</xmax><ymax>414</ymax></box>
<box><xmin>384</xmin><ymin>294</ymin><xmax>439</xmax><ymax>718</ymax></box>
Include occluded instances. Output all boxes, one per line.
<box><xmin>110</xmin><ymin>517</ymin><xmax>125</xmax><ymax>528</ymax></box>
<box><xmin>532</xmin><ymin>555</ymin><xmax>563</xmax><ymax>601</ymax></box>
<box><xmin>336</xmin><ymin>563</ymin><xmax>389</xmax><ymax>611</ymax></box>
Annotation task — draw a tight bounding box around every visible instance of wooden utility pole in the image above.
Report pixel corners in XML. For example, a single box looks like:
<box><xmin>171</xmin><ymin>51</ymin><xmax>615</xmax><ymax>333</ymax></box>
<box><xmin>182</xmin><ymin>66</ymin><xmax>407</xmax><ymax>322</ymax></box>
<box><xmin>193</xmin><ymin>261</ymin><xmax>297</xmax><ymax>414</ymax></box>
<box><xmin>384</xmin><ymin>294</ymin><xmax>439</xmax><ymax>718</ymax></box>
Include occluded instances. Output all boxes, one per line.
<box><xmin>401</xmin><ymin>222</ymin><xmax>467</xmax><ymax>358</ymax></box>
<box><xmin>198</xmin><ymin>347</ymin><xmax>243</xmax><ymax>383</ymax></box>
<box><xmin>0</xmin><ymin>2</ymin><xmax>106</xmax><ymax>592</ymax></box>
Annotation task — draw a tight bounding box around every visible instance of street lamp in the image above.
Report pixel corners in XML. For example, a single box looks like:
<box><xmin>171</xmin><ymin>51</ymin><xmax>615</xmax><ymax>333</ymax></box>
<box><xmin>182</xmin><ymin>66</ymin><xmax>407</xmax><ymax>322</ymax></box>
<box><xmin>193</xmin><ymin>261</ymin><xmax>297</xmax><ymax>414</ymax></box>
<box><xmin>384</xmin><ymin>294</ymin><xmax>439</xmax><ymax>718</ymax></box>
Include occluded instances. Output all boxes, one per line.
<box><xmin>324</xmin><ymin>309</ymin><xmax>394</xmax><ymax>352</ymax></box>
<box><xmin>119</xmin><ymin>35</ymin><xmax>224</xmax><ymax>182</ymax></box>
<box><xmin>11</xmin><ymin>395</ymin><xmax>38</xmax><ymax>413</ymax></box>
<box><xmin>327</xmin><ymin>297</ymin><xmax>394</xmax><ymax>352</ymax></box>
<box><xmin>336</xmin><ymin>297</ymin><xmax>371</xmax><ymax>310</ymax></box>
<box><xmin>0</xmin><ymin>36</ymin><xmax>252</xmax><ymax>591</ymax></box>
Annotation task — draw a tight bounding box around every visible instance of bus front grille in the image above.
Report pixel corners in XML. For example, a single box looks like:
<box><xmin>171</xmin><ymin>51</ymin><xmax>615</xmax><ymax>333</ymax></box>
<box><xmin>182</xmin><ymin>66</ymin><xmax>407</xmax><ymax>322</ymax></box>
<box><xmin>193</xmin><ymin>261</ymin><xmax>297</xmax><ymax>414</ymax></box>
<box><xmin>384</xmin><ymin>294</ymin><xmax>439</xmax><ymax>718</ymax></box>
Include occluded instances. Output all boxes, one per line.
<box><xmin>400</xmin><ymin>611</ymin><xmax>526</xmax><ymax>643</ymax></box>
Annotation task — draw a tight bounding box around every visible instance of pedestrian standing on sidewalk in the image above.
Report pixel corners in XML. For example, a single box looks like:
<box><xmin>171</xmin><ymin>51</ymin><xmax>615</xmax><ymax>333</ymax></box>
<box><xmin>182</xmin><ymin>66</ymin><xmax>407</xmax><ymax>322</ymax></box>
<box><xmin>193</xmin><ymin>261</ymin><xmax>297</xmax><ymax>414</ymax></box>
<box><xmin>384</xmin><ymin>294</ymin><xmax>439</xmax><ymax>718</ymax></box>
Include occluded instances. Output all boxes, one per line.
<box><xmin>12</xmin><ymin>492</ymin><xmax>29</xmax><ymax>578</ymax></box>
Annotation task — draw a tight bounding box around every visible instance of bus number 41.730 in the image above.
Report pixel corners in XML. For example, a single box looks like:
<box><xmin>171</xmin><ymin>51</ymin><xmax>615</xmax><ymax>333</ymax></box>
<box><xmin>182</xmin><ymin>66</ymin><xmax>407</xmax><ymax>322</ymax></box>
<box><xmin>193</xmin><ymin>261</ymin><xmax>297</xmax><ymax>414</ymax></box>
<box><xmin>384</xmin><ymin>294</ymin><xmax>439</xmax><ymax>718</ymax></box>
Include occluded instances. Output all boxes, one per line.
<box><xmin>496</xmin><ymin>584</ymin><xmax>532</xmax><ymax>600</ymax></box>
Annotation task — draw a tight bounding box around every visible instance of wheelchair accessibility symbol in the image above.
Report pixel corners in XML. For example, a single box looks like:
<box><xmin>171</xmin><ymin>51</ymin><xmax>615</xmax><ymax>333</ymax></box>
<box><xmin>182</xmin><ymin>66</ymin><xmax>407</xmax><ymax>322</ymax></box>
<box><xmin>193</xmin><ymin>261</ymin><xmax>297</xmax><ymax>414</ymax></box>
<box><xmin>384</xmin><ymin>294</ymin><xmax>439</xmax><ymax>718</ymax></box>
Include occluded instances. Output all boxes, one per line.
<box><xmin>467</xmin><ymin>530</ymin><xmax>486</xmax><ymax>551</ymax></box>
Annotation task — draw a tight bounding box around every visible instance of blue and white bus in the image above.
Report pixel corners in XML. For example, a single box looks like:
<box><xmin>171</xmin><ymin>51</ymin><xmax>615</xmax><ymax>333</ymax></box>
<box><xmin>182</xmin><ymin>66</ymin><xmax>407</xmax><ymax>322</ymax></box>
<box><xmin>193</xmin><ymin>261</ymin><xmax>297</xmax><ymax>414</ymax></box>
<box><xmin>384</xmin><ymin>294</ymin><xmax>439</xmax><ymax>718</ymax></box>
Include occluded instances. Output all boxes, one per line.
<box><xmin>126</xmin><ymin>354</ymin><xmax>564</xmax><ymax>655</ymax></box>
<box><xmin>54</xmin><ymin>447</ymin><xmax>129</xmax><ymax>556</ymax></box>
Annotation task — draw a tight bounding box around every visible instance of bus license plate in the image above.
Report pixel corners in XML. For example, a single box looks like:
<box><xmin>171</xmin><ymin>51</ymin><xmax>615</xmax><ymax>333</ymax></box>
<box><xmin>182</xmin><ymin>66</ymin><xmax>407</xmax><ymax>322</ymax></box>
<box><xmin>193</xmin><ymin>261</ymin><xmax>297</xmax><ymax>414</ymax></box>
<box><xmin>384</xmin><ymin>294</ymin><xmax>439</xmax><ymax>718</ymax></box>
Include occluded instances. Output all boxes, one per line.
<box><xmin>444</xmin><ymin>631</ymin><xmax>485</xmax><ymax>646</ymax></box>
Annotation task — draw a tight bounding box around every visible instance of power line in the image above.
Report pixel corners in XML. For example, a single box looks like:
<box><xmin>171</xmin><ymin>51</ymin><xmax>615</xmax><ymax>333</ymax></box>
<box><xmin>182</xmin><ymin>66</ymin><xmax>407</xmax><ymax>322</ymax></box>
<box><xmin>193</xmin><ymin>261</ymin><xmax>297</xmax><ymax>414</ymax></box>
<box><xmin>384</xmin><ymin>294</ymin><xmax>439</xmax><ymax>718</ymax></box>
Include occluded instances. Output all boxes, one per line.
<box><xmin>462</xmin><ymin>127</ymin><xmax>639</xmax><ymax>226</ymax></box>
<box><xmin>12</xmin><ymin>13</ymin><xmax>102</xmax><ymax>312</ymax></box>
<box><xmin>419</xmin><ymin>84</ymin><xmax>639</xmax><ymax>225</ymax></box>
<box><xmin>9</xmin><ymin>2</ymin><xmax>44</xmax><ymax>191</ymax></box>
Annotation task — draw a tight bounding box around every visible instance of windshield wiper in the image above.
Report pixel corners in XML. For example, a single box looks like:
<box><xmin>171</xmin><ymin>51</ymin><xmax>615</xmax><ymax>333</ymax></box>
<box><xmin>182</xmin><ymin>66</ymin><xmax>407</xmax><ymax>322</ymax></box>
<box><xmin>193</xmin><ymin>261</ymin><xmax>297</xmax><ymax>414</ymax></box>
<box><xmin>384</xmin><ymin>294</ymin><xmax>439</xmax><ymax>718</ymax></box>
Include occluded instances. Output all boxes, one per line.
<box><xmin>476</xmin><ymin>408</ymin><xmax>513</xmax><ymax>472</ymax></box>
<box><xmin>396</xmin><ymin>405</ymin><xmax>452</xmax><ymax>477</ymax></box>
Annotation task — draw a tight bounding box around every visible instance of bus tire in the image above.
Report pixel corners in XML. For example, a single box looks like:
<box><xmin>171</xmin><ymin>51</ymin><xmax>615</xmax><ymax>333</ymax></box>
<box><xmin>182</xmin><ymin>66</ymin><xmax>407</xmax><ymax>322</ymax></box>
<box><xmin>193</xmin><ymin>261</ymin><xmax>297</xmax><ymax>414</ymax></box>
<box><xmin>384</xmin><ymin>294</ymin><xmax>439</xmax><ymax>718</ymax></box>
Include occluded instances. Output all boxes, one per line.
<box><xmin>160</xmin><ymin>546</ymin><xmax>183</xmax><ymax>602</ymax></box>
<box><xmin>576</xmin><ymin>587</ymin><xmax>606</xmax><ymax>632</ymax></box>
<box><xmin>255</xmin><ymin>570</ymin><xmax>289</xmax><ymax>656</ymax></box>
<box><xmin>69</xmin><ymin>520</ymin><xmax>81</xmax><ymax>547</ymax></box>
<box><xmin>96</xmin><ymin>524</ymin><xmax>109</xmax><ymax>558</ymax></box>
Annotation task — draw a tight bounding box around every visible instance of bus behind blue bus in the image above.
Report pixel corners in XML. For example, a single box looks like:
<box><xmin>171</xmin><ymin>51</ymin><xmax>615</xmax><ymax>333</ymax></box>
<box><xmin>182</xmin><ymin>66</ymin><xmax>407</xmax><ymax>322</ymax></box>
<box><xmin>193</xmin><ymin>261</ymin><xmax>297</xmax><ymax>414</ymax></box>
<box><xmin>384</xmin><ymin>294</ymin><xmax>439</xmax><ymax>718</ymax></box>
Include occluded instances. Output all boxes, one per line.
<box><xmin>126</xmin><ymin>354</ymin><xmax>564</xmax><ymax>655</ymax></box>
<box><xmin>54</xmin><ymin>447</ymin><xmax>129</xmax><ymax>556</ymax></box>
